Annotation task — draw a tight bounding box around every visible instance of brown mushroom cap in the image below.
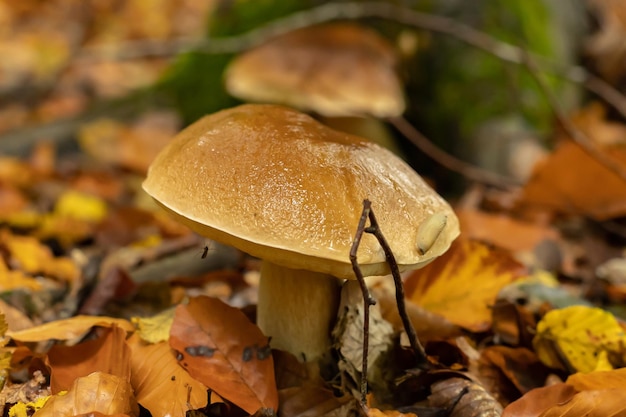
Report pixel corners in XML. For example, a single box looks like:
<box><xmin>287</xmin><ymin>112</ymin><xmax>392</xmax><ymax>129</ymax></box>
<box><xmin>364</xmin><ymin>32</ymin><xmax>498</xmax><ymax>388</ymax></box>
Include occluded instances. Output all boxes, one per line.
<box><xmin>142</xmin><ymin>104</ymin><xmax>459</xmax><ymax>279</ymax></box>
<box><xmin>224</xmin><ymin>23</ymin><xmax>405</xmax><ymax>118</ymax></box>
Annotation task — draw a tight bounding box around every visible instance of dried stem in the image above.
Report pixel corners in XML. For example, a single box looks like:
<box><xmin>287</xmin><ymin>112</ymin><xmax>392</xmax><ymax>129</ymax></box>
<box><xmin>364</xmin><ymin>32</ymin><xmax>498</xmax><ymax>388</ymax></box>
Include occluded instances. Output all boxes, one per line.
<box><xmin>350</xmin><ymin>200</ymin><xmax>431</xmax><ymax>405</ymax></box>
<box><xmin>349</xmin><ymin>199</ymin><xmax>377</xmax><ymax>405</ymax></box>
<box><xmin>389</xmin><ymin>117</ymin><xmax>521</xmax><ymax>189</ymax></box>
<box><xmin>362</xmin><ymin>204</ymin><xmax>429</xmax><ymax>367</ymax></box>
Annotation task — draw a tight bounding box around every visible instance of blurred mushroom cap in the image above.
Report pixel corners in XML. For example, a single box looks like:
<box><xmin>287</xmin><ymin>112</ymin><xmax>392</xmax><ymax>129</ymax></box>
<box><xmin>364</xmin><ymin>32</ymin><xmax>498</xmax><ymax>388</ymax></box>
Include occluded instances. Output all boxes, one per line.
<box><xmin>143</xmin><ymin>104</ymin><xmax>458</xmax><ymax>278</ymax></box>
<box><xmin>225</xmin><ymin>23</ymin><xmax>406</xmax><ymax>118</ymax></box>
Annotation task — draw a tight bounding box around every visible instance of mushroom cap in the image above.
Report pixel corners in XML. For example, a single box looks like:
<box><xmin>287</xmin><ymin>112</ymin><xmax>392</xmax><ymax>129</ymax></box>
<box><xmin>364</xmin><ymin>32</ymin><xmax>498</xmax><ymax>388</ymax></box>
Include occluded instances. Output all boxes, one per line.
<box><xmin>224</xmin><ymin>23</ymin><xmax>405</xmax><ymax>118</ymax></box>
<box><xmin>142</xmin><ymin>104</ymin><xmax>459</xmax><ymax>279</ymax></box>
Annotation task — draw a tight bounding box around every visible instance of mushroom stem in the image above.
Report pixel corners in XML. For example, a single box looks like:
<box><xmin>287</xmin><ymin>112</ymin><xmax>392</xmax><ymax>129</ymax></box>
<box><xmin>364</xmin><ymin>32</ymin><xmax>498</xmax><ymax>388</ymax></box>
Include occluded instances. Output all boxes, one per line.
<box><xmin>258</xmin><ymin>260</ymin><xmax>341</xmax><ymax>361</ymax></box>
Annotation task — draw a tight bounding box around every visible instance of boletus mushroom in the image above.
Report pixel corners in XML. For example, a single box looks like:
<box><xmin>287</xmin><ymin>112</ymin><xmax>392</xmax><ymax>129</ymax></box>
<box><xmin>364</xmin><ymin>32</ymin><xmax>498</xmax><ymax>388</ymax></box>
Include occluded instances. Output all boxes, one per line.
<box><xmin>224</xmin><ymin>23</ymin><xmax>405</xmax><ymax>153</ymax></box>
<box><xmin>142</xmin><ymin>104</ymin><xmax>459</xmax><ymax>361</ymax></box>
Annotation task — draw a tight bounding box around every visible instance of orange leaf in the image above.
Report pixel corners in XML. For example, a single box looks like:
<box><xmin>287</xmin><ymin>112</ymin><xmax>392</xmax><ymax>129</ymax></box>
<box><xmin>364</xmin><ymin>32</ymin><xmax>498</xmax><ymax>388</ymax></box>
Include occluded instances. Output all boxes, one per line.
<box><xmin>457</xmin><ymin>209</ymin><xmax>558</xmax><ymax>253</ymax></box>
<box><xmin>34</xmin><ymin>371</ymin><xmax>139</xmax><ymax>417</ymax></box>
<box><xmin>128</xmin><ymin>335</ymin><xmax>208</xmax><ymax>416</ymax></box>
<box><xmin>7</xmin><ymin>315</ymin><xmax>134</xmax><ymax>342</ymax></box>
<box><xmin>540</xmin><ymin>388</ymin><xmax>626</xmax><ymax>417</ymax></box>
<box><xmin>405</xmin><ymin>238</ymin><xmax>525</xmax><ymax>332</ymax></box>
<box><xmin>520</xmin><ymin>140</ymin><xmax>626</xmax><ymax>220</ymax></box>
<box><xmin>566</xmin><ymin>368</ymin><xmax>626</xmax><ymax>391</ymax></box>
<box><xmin>47</xmin><ymin>326</ymin><xmax>131</xmax><ymax>393</ymax></box>
<box><xmin>169</xmin><ymin>296</ymin><xmax>278</xmax><ymax>414</ymax></box>
<box><xmin>502</xmin><ymin>383</ymin><xmax>577</xmax><ymax>417</ymax></box>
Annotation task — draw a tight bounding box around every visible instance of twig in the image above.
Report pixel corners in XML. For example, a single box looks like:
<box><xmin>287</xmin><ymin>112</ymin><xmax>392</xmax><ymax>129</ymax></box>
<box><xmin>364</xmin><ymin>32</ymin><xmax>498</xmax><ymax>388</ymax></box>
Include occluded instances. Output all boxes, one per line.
<box><xmin>350</xmin><ymin>200</ymin><xmax>431</xmax><ymax>405</ymax></box>
<box><xmin>349</xmin><ymin>200</ymin><xmax>377</xmax><ymax>406</ymax></box>
<box><xmin>522</xmin><ymin>53</ymin><xmax>626</xmax><ymax>183</ymax></box>
<box><xmin>389</xmin><ymin>116</ymin><xmax>521</xmax><ymax>189</ymax></box>
<box><xmin>362</xmin><ymin>202</ymin><xmax>430</xmax><ymax>368</ymax></box>
<box><xmin>78</xmin><ymin>2</ymin><xmax>626</xmax><ymax>120</ymax></box>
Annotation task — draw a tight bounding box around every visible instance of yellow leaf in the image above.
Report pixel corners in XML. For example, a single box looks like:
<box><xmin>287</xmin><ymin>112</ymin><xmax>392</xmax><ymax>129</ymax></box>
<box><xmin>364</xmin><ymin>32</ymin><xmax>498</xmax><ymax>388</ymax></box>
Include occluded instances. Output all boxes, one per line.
<box><xmin>8</xmin><ymin>395</ymin><xmax>49</xmax><ymax>417</ymax></box>
<box><xmin>0</xmin><ymin>258</ymin><xmax>42</xmax><ymax>291</ymax></box>
<box><xmin>7</xmin><ymin>315</ymin><xmax>134</xmax><ymax>343</ymax></box>
<box><xmin>1</xmin><ymin>230</ymin><xmax>79</xmax><ymax>283</ymax></box>
<box><xmin>54</xmin><ymin>190</ymin><xmax>107</xmax><ymax>223</ymax></box>
<box><xmin>405</xmin><ymin>238</ymin><xmax>525</xmax><ymax>331</ymax></box>
<box><xmin>131</xmin><ymin>307</ymin><xmax>175</xmax><ymax>344</ymax></box>
<box><xmin>533</xmin><ymin>305</ymin><xmax>626</xmax><ymax>373</ymax></box>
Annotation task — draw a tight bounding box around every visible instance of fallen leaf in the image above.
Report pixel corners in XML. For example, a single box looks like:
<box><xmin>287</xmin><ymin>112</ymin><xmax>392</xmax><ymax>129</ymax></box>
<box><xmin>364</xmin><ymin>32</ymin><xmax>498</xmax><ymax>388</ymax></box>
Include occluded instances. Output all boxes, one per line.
<box><xmin>405</xmin><ymin>239</ymin><xmax>526</xmax><ymax>332</ymax></box>
<box><xmin>481</xmin><ymin>346</ymin><xmax>549</xmax><ymax>394</ymax></box>
<box><xmin>53</xmin><ymin>190</ymin><xmax>108</xmax><ymax>223</ymax></box>
<box><xmin>128</xmin><ymin>334</ymin><xmax>208</xmax><ymax>417</ymax></box>
<box><xmin>0</xmin><ymin>229</ymin><xmax>79</xmax><ymax>283</ymax></box>
<box><xmin>34</xmin><ymin>371</ymin><xmax>139</xmax><ymax>417</ymax></box>
<box><xmin>278</xmin><ymin>386</ymin><xmax>356</xmax><ymax>417</ymax></box>
<box><xmin>457</xmin><ymin>209</ymin><xmax>559</xmax><ymax>253</ymax></box>
<box><xmin>540</xmin><ymin>388</ymin><xmax>626</xmax><ymax>417</ymax></box>
<box><xmin>131</xmin><ymin>307</ymin><xmax>175</xmax><ymax>344</ymax></box>
<box><xmin>169</xmin><ymin>296</ymin><xmax>278</xmax><ymax>414</ymax></box>
<box><xmin>428</xmin><ymin>377</ymin><xmax>503</xmax><ymax>416</ymax></box>
<box><xmin>332</xmin><ymin>280</ymin><xmax>393</xmax><ymax>380</ymax></box>
<box><xmin>47</xmin><ymin>326</ymin><xmax>131</xmax><ymax>393</ymax></box>
<box><xmin>520</xmin><ymin>140</ymin><xmax>626</xmax><ymax>220</ymax></box>
<box><xmin>566</xmin><ymin>367</ymin><xmax>626</xmax><ymax>391</ymax></box>
<box><xmin>502</xmin><ymin>383</ymin><xmax>577</xmax><ymax>417</ymax></box>
<box><xmin>533</xmin><ymin>305</ymin><xmax>626</xmax><ymax>373</ymax></box>
<box><xmin>7</xmin><ymin>315</ymin><xmax>134</xmax><ymax>343</ymax></box>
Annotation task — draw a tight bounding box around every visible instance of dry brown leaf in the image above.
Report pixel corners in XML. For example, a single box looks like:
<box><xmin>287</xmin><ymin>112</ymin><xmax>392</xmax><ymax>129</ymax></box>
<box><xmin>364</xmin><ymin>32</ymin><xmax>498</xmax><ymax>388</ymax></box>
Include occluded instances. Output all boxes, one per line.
<box><xmin>457</xmin><ymin>209</ymin><xmax>559</xmax><ymax>253</ymax></box>
<box><xmin>278</xmin><ymin>386</ymin><xmax>356</xmax><ymax>417</ymax></box>
<box><xmin>502</xmin><ymin>383</ymin><xmax>577</xmax><ymax>417</ymax></box>
<box><xmin>520</xmin><ymin>140</ymin><xmax>626</xmax><ymax>221</ymax></box>
<box><xmin>128</xmin><ymin>334</ymin><xmax>208</xmax><ymax>417</ymax></box>
<box><xmin>47</xmin><ymin>326</ymin><xmax>131</xmax><ymax>394</ymax></box>
<box><xmin>405</xmin><ymin>239</ymin><xmax>526</xmax><ymax>332</ymax></box>
<box><xmin>539</xmin><ymin>388</ymin><xmax>626</xmax><ymax>417</ymax></box>
<box><xmin>169</xmin><ymin>296</ymin><xmax>278</xmax><ymax>414</ymax></box>
<box><xmin>34</xmin><ymin>371</ymin><xmax>139</xmax><ymax>417</ymax></box>
<box><xmin>368</xmin><ymin>408</ymin><xmax>417</xmax><ymax>417</ymax></box>
<box><xmin>481</xmin><ymin>346</ymin><xmax>549</xmax><ymax>395</ymax></box>
<box><xmin>7</xmin><ymin>315</ymin><xmax>134</xmax><ymax>343</ymax></box>
<box><xmin>566</xmin><ymin>367</ymin><xmax>626</xmax><ymax>391</ymax></box>
<box><xmin>429</xmin><ymin>377</ymin><xmax>503</xmax><ymax>417</ymax></box>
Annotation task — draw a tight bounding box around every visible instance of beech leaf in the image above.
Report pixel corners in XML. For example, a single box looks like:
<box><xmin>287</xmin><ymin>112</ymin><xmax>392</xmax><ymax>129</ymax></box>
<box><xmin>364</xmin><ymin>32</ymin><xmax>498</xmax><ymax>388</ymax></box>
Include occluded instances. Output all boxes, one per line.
<box><xmin>532</xmin><ymin>305</ymin><xmax>626</xmax><ymax>372</ymax></box>
<box><xmin>405</xmin><ymin>238</ymin><xmax>525</xmax><ymax>331</ymax></box>
<box><xmin>128</xmin><ymin>334</ymin><xmax>208</xmax><ymax>417</ymax></box>
<box><xmin>7</xmin><ymin>315</ymin><xmax>134</xmax><ymax>343</ymax></box>
<box><xmin>169</xmin><ymin>296</ymin><xmax>278</xmax><ymax>414</ymax></box>
<box><xmin>34</xmin><ymin>371</ymin><xmax>139</xmax><ymax>417</ymax></box>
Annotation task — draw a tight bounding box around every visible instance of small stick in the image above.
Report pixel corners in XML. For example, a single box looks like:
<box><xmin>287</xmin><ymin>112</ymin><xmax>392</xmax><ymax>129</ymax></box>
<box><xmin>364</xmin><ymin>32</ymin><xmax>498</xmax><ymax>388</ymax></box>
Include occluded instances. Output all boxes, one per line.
<box><xmin>362</xmin><ymin>202</ymin><xmax>430</xmax><ymax>368</ymax></box>
<box><xmin>389</xmin><ymin>116</ymin><xmax>520</xmax><ymax>189</ymax></box>
<box><xmin>349</xmin><ymin>199</ymin><xmax>377</xmax><ymax>405</ymax></box>
<box><xmin>350</xmin><ymin>199</ymin><xmax>432</xmax><ymax>406</ymax></box>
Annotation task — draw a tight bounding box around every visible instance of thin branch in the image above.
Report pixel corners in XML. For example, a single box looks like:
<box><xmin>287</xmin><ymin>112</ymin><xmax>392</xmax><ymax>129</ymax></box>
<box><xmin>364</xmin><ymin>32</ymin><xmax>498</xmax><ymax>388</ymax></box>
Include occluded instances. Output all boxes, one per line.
<box><xmin>389</xmin><ymin>116</ymin><xmax>521</xmax><ymax>189</ymax></box>
<box><xmin>349</xmin><ymin>200</ymin><xmax>377</xmax><ymax>406</ymax></box>
<box><xmin>522</xmin><ymin>53</ymin><xmax>626</xmax><ymax>183</ymax></box>
<box><xmin>78</xmin><ymin>2</ymin><xmax>626</xmax><ymax>120</ymax></box>
<box><xmin>351</xmin><ymin>199</ymin><xmax>431</xmax><ymax>385</ymax></box>
<box><xmin>363</xmin><ymin>202</ymin><xmax>430</xmax><ymax>368</ymax></box>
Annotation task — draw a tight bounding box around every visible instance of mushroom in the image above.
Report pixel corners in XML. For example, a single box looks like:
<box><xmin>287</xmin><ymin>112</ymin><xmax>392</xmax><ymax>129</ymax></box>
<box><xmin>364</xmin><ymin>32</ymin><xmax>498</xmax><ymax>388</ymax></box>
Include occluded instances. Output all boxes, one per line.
<box><xmin>142</xmin><ymin>104</ymin><xmax>459</xmax><ymax>361</ymax></box>
<box><xmin>224</xmin><ymin>23</ymin><xmax>405</xmax><ymax>153</ymax></box>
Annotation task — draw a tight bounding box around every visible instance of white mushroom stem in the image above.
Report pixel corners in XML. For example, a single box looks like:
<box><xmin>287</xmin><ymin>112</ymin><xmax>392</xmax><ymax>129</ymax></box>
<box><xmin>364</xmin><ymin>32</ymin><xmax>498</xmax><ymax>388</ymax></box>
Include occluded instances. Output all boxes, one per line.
<box><xmin>257</xmin><ymin>261</ymin><xmax>340</xmax><ymax>362</ymax></box>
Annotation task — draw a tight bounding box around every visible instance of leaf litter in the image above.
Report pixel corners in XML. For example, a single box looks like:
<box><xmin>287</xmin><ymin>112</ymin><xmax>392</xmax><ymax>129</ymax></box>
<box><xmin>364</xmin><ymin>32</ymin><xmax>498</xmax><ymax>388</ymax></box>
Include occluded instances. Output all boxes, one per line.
<box><xmin>0</xmin><ymin>2</ymin><xmax>626</xmax><ymax>417</ymax></box>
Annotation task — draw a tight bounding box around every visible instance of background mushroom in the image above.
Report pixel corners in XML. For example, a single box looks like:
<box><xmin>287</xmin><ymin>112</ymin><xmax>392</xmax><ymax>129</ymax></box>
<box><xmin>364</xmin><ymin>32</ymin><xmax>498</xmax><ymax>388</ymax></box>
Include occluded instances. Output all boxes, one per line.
<box><xmin>224</xmin><ymin>23</ymin><xmax>405</xmax><ymax>154</ymax></box>
<box><xmin>142</xmin><ymin>104</ymin><xmax>459</xmax><ymax>361</ymax></box>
